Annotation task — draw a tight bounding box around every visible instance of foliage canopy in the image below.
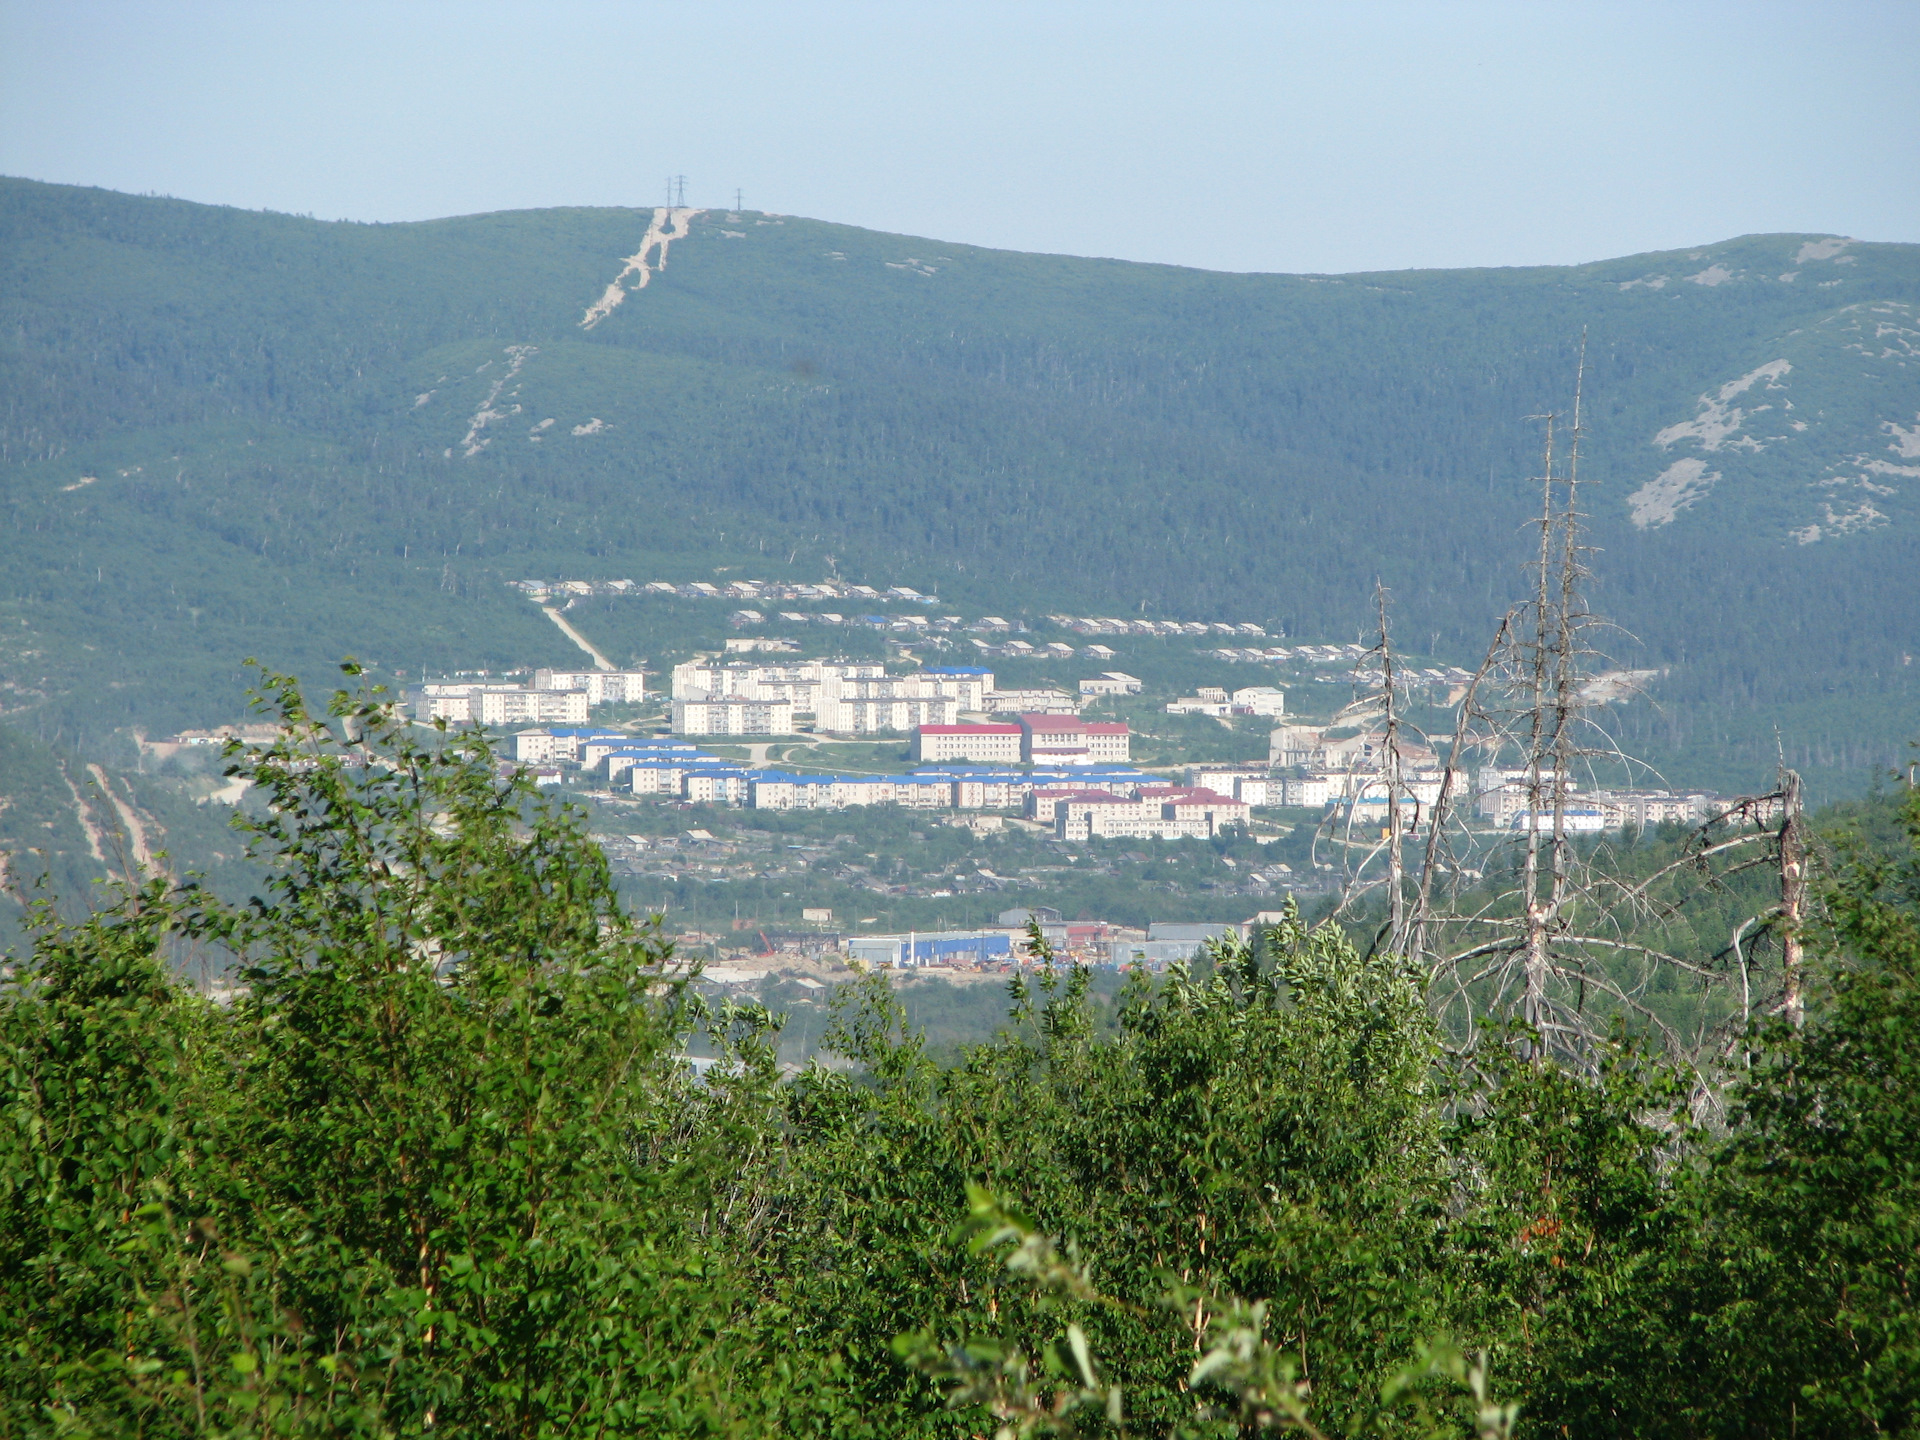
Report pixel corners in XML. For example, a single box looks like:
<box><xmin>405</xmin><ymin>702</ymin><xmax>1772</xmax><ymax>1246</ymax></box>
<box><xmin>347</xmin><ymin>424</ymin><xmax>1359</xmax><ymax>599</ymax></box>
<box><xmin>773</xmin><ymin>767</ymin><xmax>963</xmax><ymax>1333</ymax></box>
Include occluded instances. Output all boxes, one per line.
<box><xmin>4</xmin><ymin>673</ymin><xmax>1920</xmax><ymax>1436</ymax></box>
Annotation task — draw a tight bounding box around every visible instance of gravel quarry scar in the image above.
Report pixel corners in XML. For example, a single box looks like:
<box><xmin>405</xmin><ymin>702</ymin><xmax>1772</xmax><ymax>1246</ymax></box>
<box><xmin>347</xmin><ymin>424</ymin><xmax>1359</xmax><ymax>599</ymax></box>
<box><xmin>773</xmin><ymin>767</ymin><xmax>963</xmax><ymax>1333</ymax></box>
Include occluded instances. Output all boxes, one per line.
<box><xmin>581</xmin><ymin>207</ymin><xmax>704</xmax><ymax>329</ymax></box>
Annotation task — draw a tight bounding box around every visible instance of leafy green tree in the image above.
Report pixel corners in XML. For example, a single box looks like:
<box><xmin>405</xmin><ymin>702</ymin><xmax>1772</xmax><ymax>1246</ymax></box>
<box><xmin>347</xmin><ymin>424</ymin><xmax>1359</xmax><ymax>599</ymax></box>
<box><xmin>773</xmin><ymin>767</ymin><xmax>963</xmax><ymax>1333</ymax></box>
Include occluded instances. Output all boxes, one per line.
<box><xmin>0</xmin><ymin>669</ymin><xmax>749</xmax><ymax>1437</ymax></box>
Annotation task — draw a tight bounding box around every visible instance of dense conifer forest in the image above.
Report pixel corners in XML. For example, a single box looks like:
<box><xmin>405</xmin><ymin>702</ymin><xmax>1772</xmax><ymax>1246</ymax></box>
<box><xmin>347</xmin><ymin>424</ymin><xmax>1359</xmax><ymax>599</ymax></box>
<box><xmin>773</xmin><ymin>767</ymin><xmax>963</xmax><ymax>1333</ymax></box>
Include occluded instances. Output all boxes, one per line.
<box><xmin>2</xmin><ymin>179</ymin><xmax>1916</xmax><ymax>797</ymax></box>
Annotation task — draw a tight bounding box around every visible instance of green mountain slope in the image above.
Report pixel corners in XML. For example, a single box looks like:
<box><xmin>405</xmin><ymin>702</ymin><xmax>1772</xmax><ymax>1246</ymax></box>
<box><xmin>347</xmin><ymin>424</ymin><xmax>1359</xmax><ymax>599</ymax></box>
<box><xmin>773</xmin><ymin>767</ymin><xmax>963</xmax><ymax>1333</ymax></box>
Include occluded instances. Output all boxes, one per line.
<box><xmin>1</xmin><ymin>179</ymin><xmax>1916</xmax><ymax>800</ymax></box>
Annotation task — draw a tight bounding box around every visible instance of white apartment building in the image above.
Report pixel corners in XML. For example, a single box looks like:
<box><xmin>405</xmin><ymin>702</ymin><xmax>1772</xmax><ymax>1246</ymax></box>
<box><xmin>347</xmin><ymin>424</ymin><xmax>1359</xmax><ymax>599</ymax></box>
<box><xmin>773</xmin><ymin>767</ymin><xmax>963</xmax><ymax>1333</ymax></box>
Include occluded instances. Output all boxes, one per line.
<box><xmin>669</xmin><ymin>660</ymin><xmax>888</xmax><ymax>713</ymax></box>
<box><xmin>410</xmin><ymin>682</ymin><xmax>519</xmax><ymax>724</ymax></box>
<box><xmin>1186</xmin><ymin>767</ymin><xmax>1278</xmax><ymax>807</ymax></box>
<box><xmin>512</xmin><ymin>728</ymin><xmax>627</xmax><ymax>763</ymax></box>
<box><xmin>671</xmin><ymin>698</ymin><xmax>798</xmax><ymax>736</ymax></box>
<box><xmin>629</xmin><ymin>760</ymin><xmax>700</xmax><ymax>794</ymax></box>
<box><xmin>1280</xmin><ymin>774</ymin><xmax>1342</xmax><ymax>809</ymax></box>
<box><xmin>685</xmin><ymin>771</ymin><xmax>750</xmax><ymax>806</ymax></box>
<box><xmin>533</xmin><ymin>669</ymin><xmax>648</xmax><ymax>704</ymax></box>
<box><xmin>513</xmin><ymin>729</ymin><xmax>567</xmax><ymax>762</ymax></box>
<box><xmin>1232</xmin><ymin>776</ymin><xmax>1273</xmax><ymax>806</ymax></box>
<box><xmin>1269</xmin><ymin>725</ymin><xmax>1328</xmax><ymax>766</ymax></box>
<box><xmin>820</xmin><ymin>695</ymin><xmax>958</xmax><ymax>733</ymax></box>
<box><xmin>1583</xmin><ymin>790</ymin><xmax>1721</xmax><ymax>828</ymax></box>
<box><xmin>416</xmin><ymin>692</ymin><xmax>480</xmax><ymax>723</ymax></box>
<box><xmin>1053</xmin><ymin>792</ymin><xmax>1223</xmax><ymax>842</ymax></box>
<box><xmin>919</xmin><ymin>667</ymin><xmax>996</xmax><ymax>711</ymax></box>
<box><xmin>1347</xmin><ymin>773</ymin><xmax>1465</xmax><ymax>811</ymax></box>
<box><xmin>474</xmin><ymin>689</ymin><xmax>591</xmax><ymax>727</ymax></box>
<box><xmin>1474</xmin><ymin>770</ymin><xmax>1574</xmax><ymax>823</ymax></box>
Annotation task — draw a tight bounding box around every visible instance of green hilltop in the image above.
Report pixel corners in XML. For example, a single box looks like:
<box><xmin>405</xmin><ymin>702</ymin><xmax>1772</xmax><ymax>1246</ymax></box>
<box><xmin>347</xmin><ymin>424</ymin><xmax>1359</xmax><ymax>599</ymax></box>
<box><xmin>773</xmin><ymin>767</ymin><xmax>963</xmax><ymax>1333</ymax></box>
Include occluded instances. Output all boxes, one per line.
<box><xmin>0</xmin><ymin>178</ymin><xmax>1916</xmax><ymax>839</ymax></box>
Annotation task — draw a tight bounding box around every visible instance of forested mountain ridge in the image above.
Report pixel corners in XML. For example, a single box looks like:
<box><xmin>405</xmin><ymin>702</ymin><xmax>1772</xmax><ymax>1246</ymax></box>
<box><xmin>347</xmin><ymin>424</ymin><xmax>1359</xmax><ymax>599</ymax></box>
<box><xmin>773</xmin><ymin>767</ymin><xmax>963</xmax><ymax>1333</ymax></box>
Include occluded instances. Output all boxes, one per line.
<box><xmin>1</xmin><ymin>177</ymin><xmax>1916</xmax><ymax>788</ymax></box>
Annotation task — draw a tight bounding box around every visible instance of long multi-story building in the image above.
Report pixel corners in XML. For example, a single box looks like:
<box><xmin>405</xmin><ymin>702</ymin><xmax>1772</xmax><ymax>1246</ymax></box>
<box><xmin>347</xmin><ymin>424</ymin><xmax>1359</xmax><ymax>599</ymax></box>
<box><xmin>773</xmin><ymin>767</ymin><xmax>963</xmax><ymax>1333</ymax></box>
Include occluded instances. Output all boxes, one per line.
<box><xmin>685</xmin><ymin>770</ymin><xmax>751</xmax><ymax>805</ymax></box>
<box><xmin>629</xmin><ymin>758</ymin><xmax>706</xmax><ymax>794</ymax></box>
<box><xmin>1582</xmin><ymin>789</ymin><xmax>1724</xmax><ymax>828</ymax></box>
<box><xmin>670</xmin><ymin>659</ymin><xmax>889</xmax><ymax>707</ymax></box>
<box><xmin>1147</xmin><ymin>786</ymin><xmax>1252</xmax><ymax>830</ymax></box>
<box><xmin>1053</xmin><ymin>785</ymin><xmax>1247</xmax><ymax>841</ymax></box>
<box><xmin>413</xmin><ymin>673</ymin><xmax>647</xmax><ymax>726</ymax></box>
<box><xmin>477</xmin><ymin>689</ymin><xmax>590</xmax><ymax>726</ymax></box>
<box><xmin>817</xmin><ymin>671</ymin><xmax>989</xmax><ymax>733</ymax></box>
<box><xmin>533</xmin><ymin>669</ymin><xmax>648</xmax><ymax>704</ymax></box>
<box><xmin>668</xmin><ymin>660</ymin><xmax>989</xmax><ymax>735</ymax></box>
<box><xmin>912</xmin><ymin>724</ymin><xmax>1023</xmax><ymax>764</ymax></box>
<box><xmin>671</xmin><ymin>698</ymin><xmax>797</xmax><ymax>736</ymax></box>
<box><xmin>821</xmin><ymin>694</ymin><xmax>959</xmax><ymax>733</ymax></box>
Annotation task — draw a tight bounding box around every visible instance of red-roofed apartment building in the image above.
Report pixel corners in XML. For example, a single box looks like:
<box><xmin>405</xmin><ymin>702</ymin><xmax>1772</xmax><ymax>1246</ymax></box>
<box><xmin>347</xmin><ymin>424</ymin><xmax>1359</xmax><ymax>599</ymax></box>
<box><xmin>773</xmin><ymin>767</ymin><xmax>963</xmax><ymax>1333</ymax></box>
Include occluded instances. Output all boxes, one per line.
<box><xmin>1019</xmin><ymin>713</ymin><xmax>1131</xmax><ymax>765</ymax></box>
<box><xmin>912</xmin><ymin>723</ymin><xmax>1023</xmax><ymax>764</ymax></box>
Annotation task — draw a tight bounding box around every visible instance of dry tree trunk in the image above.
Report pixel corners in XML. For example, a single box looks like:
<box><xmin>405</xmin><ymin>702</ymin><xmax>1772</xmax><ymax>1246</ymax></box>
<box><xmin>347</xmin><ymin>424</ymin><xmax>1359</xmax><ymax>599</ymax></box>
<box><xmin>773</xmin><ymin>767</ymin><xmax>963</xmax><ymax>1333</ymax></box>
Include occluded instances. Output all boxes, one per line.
<box><xmin>1376</xmin><ymin>586</ymin><xmax>1408</xmax><ymax>952</ymax></box>
<box><xmin>1407</xmin><ymin>614</ymin><xmax>1510</xmax><ymax>968</ymax></box>
<box><xmin>1779</xmin><ymin>766</ymin><xmax>1807</xmax><ymax>1028</ymax></box>
<box><xmin>1519</xmin><ymin>414</ymin><xmax>1558</xmax><ymax>1055</ymax></box>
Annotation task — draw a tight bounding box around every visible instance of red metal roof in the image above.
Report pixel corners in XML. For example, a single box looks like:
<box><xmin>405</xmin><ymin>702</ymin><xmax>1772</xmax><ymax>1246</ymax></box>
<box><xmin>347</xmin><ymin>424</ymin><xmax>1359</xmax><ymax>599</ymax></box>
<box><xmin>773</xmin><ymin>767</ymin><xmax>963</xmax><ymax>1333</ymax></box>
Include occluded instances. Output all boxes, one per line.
<box><xmin>1019</xmin><ymin>714</ymin><xmax>1088</xmax><ymax>732</ymax></box>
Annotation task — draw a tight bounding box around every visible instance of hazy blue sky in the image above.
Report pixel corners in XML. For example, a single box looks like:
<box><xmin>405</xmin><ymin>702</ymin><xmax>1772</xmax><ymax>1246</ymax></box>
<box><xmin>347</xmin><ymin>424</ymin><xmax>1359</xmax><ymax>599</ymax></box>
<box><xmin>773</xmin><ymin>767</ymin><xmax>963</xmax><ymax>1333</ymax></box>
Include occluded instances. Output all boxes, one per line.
<box><xmin>3</xmin><ymin>1</ymin><xmax>1915</xmax><ymax>274</ymax></box>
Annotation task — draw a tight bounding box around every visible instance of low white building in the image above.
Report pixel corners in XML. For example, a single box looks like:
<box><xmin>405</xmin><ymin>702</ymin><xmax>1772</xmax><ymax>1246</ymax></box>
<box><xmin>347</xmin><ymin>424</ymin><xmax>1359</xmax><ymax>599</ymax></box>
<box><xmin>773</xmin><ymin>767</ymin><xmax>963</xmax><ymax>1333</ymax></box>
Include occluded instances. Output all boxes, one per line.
<box><xmin>985</xmin><ymin>688</ymin><xmax>1079</xmax><ymax>715</ymax></box>
<box><xmin>1230</xmin><ymin>686</ymin><xmax>1286</xmax><ymax>716</ymax></box>
<box><xmin>1078</xmin><ymin>672</ymin><xmax>1143</xmax><ymax>698</ymax></box>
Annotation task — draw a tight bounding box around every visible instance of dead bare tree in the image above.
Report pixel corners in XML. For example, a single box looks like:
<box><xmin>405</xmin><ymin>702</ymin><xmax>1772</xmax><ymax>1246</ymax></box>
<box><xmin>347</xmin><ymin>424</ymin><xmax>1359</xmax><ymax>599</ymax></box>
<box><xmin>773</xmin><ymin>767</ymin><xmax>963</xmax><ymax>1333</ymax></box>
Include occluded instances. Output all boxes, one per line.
<box><xmin>1412</xmin><ymin>345</ymin><xmax>1802</xmax><ymax>1072</ymax></box>
<box><xmin>1779</xmin><ymin>766</ymin><xmax>1807</xmax><ymax>1028</ymax></box>
<box><xmin>1283</xmin><ymin>342</ymin><xmax>1815</xmax><ymax>1079</ymax></box>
